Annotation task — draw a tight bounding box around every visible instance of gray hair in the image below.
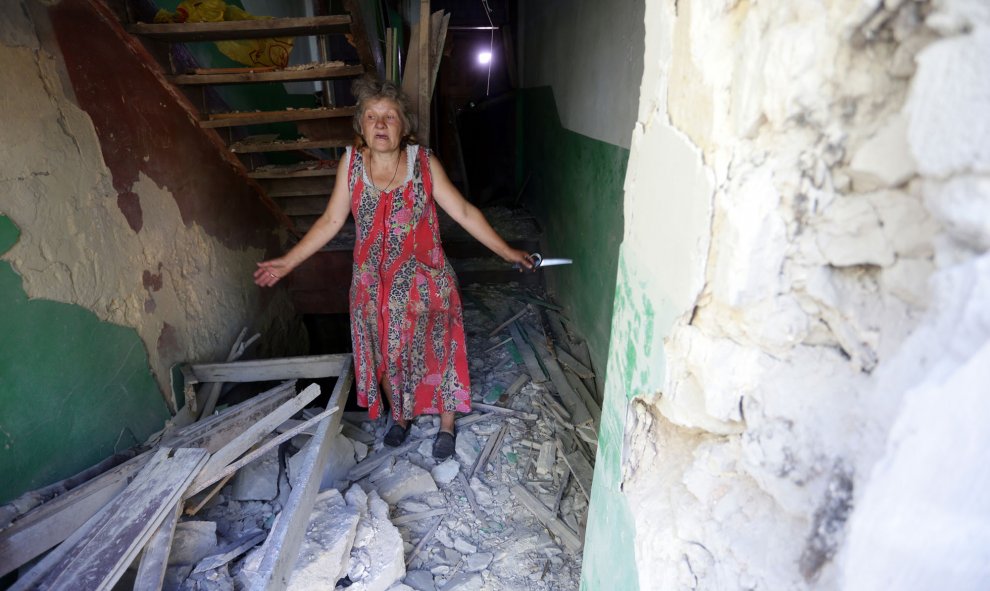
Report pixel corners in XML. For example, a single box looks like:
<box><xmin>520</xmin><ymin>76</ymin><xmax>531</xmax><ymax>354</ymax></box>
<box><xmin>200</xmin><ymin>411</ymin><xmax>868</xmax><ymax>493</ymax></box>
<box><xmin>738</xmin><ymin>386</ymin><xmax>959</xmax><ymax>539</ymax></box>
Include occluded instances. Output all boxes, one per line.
<box><xmin>351</xmin><ymin>76</ymin><xmax>417</xmax><ymax>147</ymax></box>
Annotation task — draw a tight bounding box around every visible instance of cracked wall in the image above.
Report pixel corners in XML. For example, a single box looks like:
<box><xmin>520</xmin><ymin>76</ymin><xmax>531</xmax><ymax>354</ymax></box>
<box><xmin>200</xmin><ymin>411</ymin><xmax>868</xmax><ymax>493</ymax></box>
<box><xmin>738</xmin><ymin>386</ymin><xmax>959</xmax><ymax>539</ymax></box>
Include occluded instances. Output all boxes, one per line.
<box><xmin>0</xmin><ymin>1</ymin><xmax>303</xmax><ymax>501</ymax></box>
<box><xmin>586</xmin><ymin>0</ymin><xmax>990</xmax><ymax>589</ymax></box>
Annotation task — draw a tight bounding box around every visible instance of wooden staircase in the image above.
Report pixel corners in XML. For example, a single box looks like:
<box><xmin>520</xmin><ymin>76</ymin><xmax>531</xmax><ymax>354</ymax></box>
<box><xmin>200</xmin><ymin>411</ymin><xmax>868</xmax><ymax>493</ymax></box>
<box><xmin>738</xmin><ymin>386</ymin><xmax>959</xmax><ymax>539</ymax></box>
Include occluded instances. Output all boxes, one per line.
<box><xmin>125</xmin><ymin>3</ymin><xmax>381</xmax><ymax>236</ymax></box>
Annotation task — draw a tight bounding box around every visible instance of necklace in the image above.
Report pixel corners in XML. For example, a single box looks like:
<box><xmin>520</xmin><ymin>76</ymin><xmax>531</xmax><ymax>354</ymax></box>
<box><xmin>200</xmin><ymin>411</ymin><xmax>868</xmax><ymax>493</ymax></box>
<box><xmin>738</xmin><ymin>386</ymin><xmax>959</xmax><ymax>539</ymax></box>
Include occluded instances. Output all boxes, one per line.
<box><xmin>369</xmin><ymin>150</ymin><xmax>402</xmax><ymax>195</ymax></box>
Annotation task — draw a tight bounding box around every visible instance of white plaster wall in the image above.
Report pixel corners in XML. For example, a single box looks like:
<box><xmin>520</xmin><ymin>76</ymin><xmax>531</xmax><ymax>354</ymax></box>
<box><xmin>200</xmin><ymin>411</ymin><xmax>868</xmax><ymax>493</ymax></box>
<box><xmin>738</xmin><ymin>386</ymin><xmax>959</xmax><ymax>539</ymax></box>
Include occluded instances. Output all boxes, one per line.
<box><xmin>614</xmin><ymin>0</ymin><xmax>990</xmax><ymax>588</ymax></box>
<box><xmin>0</xmin><ymin>5</ymin><xmax>302</xmax><ymax>408</ymax></box>
<box><xmin>519</xmin><ymin>0</ymin><xmax>645</xmax><ymax>148</ymax></box>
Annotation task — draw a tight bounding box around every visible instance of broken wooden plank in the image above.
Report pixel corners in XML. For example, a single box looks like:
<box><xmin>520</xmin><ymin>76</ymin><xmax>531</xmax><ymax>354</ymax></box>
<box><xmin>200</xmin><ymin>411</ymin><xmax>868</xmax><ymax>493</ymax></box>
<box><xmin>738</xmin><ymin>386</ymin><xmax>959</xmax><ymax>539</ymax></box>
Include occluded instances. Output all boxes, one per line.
<box><xmin>184</xmin><ymin>354</ymin><xmax>349</xmax><ymax>385</ymax></box>
<box><xmin>249</xmin><ymin>358</ymin><xmax>352</xmax><ymax>591</ymax></box>
<box><xmin>133</xmin><ymin>500</ymin><xmax>182</xmax><ymax>591</ymax></box>
<box><xmin>471</xmin><ymin>402</ymin><xmax>537</xmax><ymax>421</ymax></box>
<box><xmin>538</xmin><ymin>350</ymin><xmax>593</xmax><ymax>428</ymax></box>
<box><xmin>471</xmin><ymin>423</ymin><xmax>508</xmax><ymax>479</ymax></box>
<box><xmin>483</xmin><ymin>336</ymin><xmax>513</xmax><ymax>354</ymax></box>
<box><xmin>564</xmin><ymin>371</ymin><xmax>601</xmax><ymax>426</ymax></box>
<box><xmin>129</xmin><ymin>15</ymin><xmax>352</xmax><ymax>41</ymax></box>
<box><xmin>536</xmin><ymin>440</ymin><xmax>556</xmax><ymax>476</ymax></box>
<box><xmin>503</xmin><ymin>374</ymin><xmax>530</xmax><ymax>400</ymax></box>
<box><xmin>561</xmin><ymin>450</ymin><xmax>594</xmax><ymax>502</ymax></box>
<box><xmin>391</xmin><ymin>508</ymin><xmax>447</xmax><ymax>527</ymax></box>
<box><xmin>555</xmin><ymin>347</ymin><xmax>594</xmax><ymax>380</ymax></box>
<box><xmin>551</xmin><ymin>472</ymin><xmax>570</xmax><ymax>516</ymax></box>
<box><xmin>456</xmin><ymin>472</ymin><xmax>484</xmax><ymax>521</ymax></box>
<box><xmin>193</xmin><ymin>530</ymin><xmax>267</xmax><ymax>574</ymax></box>
<box><xmin>509</xmin><ymin>322</ymin><xmax>547</xmax><ymax>383</ymax></box>
<box><xmin>406</xmin><ymin>517</ymin><xmax>443</xmax><ymax>567</ymax></box>
<box><xmin>488</xmin><ymin>306</ymin><xmax>530</xmax><ymax>338</ymax></box>
<box><xmin>14</xmin><ymin>448</ymin><xmax>208</xmax><ymax>591</ymax></box>
<box><xmin>510</xmin><ymin>485</ymin><xmax>582</xmax><ymax>553</ymax></box>
<box><xmin>188</xmin><ymin>383</ymin><xmax>324</xmax><ymax>494</ymax></box>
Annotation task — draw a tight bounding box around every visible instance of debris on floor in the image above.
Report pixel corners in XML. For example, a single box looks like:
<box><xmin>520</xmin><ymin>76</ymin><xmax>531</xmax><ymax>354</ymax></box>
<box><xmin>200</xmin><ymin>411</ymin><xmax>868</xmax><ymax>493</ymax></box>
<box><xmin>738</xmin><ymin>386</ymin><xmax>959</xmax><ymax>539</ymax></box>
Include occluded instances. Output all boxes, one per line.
<box><xmin>0</xmin><ymin>281</ymin><xmax>599</xmax><ymax>591</ymax></box>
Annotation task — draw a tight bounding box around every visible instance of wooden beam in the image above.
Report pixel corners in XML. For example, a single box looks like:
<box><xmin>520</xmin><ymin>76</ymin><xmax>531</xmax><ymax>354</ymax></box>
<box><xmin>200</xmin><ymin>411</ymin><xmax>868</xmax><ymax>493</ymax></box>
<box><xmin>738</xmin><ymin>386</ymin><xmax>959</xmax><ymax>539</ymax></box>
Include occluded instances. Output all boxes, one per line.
<box><xmin>561</xmin><ymin>450</ymin><xmax>594</xmax><ymax>502</ymax></box>
<box><xmin>249</xmin><ymin>359</ymin><xmax>353</xmax><ymax>591</ymax></box>
<box><xmin>128</xmin><ymin>16</ymin><xmax>352</xmax><ymax>41</ymax></box>
<box><xmin>184</xmin><ymin>354</ymin><xmax>349</xmax><ymax>384</ymax></box>
<box><xmin>133</xmin><ymin>501</ymin><xmax>182</xmax><ymax>591</ymax></box>
<box><xmin>342</xmin><ymin>0</ymin><xmax>383</xmax><ymax>75</ymax></box>
<box><xmin>13</xmin><ymin>448</ymin><xmax>208</xmax><ymax>591</ymax></box>
<box><xmin>511</xmin><ymin>485</ymin><xmax>582</xmax><ymax>553</ymax></box>
<box><xmin>509</xmin><ymin>322</ymin><xmax>547</xmax><ymax>383</ymax></box>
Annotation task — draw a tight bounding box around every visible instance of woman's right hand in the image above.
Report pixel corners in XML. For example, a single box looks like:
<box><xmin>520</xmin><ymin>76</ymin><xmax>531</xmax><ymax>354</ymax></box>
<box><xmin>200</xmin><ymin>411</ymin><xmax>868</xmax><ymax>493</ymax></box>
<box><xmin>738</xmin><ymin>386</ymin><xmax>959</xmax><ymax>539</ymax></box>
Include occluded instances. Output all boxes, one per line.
<box><xmin>253</xmin><ymin>258</ymin><xmax>295</xmax><ymax>287</ymax></box>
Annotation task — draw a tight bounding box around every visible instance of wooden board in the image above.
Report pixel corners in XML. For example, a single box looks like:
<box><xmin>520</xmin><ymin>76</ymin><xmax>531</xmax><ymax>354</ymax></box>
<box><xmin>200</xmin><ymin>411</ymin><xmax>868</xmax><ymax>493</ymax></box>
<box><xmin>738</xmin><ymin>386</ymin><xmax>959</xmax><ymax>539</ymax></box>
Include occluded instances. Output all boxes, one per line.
<box><xmin>128</xmin><ymin>16</ymin><xmax>352</xmax><ymax>41</ymax></box>
<box><xmin>509</xmin><ymin>322</ymin><xmax>547</xmax><ymax>383</ymax></box>
<box><xmin>249</xmin><ymin>359</ymin><xmax>353</xmax><ymax>591</ymax></box>
<box><xmin>171</xmin><ymin>64</ymin><xmax>363</xmax><ymax>86</ymax></box>
<box><xmin>0</xmin><ymin>382</ymin><xmax>297</xmax><ymax>577</ymax></box>
<box><xmin>510</xmin><ymin>485</ymin><xmax>582</xmax><ymax>553</ymax></box>
<box><xmin>185</xmin><ymin>354</ymin><xmax>349</xmax><ymax>384</ymax></box>
<box><xmin>201</xmin><ymin>106</ymin><xmax>355</xmax><ymax>129</ymax></box>
<box><xmin>15</xmin><ymin>448</ymin><xmax>208</xmax><ymax>591</ymax></box>
<box><xmin>133</xmin><ymin>501</ymin><xmax>182</xmax><ymax>591</ymax></box>
<box><xmin>561</xmin><ymin>450</ymin><xmax>594</xmax><ymax>502</ymax></box>
<box><xmin>537</xmin><ymin>348</ymin><xmax>593</xmax><ymax>428</ymax></box>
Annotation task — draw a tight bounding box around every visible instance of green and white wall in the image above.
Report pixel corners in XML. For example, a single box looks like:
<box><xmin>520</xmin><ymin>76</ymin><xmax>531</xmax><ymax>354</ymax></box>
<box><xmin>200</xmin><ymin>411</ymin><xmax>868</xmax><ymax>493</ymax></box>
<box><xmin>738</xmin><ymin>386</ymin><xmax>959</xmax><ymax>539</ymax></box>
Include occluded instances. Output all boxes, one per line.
<box><xmin>524</xmin><ymin>0</ymin><xmax>990</xmax><ymax>589</ymax></box>
<box><xmin>0</xmin><ymin>1</ymin><xmax>302</xmax><ymax>504</ymax></box>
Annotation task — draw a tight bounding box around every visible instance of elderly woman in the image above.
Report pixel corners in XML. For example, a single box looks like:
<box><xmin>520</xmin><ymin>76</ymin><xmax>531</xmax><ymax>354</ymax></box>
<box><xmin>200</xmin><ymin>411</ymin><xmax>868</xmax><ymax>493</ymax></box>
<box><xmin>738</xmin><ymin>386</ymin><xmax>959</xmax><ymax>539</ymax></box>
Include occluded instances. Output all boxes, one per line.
<box><xmin>254</xmin><ymin>77</ymin><xmax>532</xmax><ymax>459</ymax></box>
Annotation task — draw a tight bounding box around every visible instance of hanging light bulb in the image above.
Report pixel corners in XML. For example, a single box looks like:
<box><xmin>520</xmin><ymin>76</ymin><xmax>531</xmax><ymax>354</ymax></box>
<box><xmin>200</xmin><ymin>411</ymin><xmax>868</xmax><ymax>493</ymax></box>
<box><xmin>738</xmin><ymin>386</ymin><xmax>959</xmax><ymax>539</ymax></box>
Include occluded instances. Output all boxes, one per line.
<box><xmin>478</xmin><ymin>50</ymin><xmax>493</xmax><ymax>65</ymax></box>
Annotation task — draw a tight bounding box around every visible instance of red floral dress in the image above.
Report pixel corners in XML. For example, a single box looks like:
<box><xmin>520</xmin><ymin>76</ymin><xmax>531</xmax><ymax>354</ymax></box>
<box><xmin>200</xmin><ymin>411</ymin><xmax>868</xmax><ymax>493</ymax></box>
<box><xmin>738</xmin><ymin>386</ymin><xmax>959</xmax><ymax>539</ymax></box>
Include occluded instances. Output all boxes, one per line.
<box><xmin>347</xmin><ymin>145</ymin><xmax>472</xmax><ymax>420</ymax></box>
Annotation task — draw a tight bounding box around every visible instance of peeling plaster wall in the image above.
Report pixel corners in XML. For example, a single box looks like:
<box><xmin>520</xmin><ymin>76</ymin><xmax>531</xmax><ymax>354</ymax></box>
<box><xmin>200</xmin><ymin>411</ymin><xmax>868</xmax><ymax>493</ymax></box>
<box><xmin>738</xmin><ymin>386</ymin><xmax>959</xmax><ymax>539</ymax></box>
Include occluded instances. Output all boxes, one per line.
<box><xmin>587</xmin><ymin>0</ymin><xmax>990</xmax><ymax>589</ymax></box>
<box><xmin>0</xmin><ymin>1</ymin><xmax>303</xmax><ymax>498</ymax></box>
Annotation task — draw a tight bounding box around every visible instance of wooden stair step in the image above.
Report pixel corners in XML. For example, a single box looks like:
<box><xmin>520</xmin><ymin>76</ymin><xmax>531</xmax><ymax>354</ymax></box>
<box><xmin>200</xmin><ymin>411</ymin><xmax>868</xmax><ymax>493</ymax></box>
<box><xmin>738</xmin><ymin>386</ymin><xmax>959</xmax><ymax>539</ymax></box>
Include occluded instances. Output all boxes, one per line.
<box><xmin>249</xmin><ymin>162</ymin><xmax>338</xmax><ymax>179</ymax></box>
<box><xmin>263</xmin><ymin>177</ymin><xmax>334</xmax><ymax>197</ymax></box>
<box><xmin>128</xmin><ymin>15</ymin><xmax>352</xmax><ymax>42</ymax></box>
<box><xmin>201</xmin><ymin>107</ymin><xmax>355</xmax><ymax>129</ymax></box>
<box><xmin>280</xmin><ymin>197</ymin><xmax>329</xmax><ymax>216</ymax></box>
<box><xmin>229</xmin><ymin>136</ymin><xmax>349</xmax><ymax>154</ymax></box>
<box><xmin>171</xmin><ymin>63</ymin><xmax>363</xmax><ymax>86</ymax></box>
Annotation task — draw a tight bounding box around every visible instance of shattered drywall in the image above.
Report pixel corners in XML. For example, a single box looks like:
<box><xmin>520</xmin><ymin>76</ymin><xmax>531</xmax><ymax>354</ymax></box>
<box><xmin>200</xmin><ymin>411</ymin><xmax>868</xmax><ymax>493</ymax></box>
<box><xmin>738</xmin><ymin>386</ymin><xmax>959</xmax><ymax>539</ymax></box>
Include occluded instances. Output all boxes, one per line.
<box><xmin>0</xmin><ymin>1</ymin><xmax>302</xmax><ymax>410</ymax></box>
<box><xmin>591</xmin><ymin>0</ymin><xmax>990</xmax><ymax>589</ymax></box>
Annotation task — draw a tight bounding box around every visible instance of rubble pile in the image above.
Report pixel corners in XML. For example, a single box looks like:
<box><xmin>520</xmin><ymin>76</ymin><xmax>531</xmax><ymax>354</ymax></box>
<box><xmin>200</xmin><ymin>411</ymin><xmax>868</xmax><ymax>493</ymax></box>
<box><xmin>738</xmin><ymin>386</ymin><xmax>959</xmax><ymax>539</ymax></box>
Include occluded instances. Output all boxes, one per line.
<box><xmin>0</xmin><ymin>281</ymin><xmax>599</xmax><ymax>591</ymax></box>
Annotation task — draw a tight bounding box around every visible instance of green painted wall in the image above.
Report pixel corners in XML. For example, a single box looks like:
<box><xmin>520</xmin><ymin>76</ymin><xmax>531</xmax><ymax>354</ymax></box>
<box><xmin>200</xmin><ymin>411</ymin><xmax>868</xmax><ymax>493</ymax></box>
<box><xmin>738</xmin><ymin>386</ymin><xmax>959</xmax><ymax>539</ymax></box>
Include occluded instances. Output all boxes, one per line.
<box><xmin>0</xmin><ymin>216</ymin><xmax>169</xmax><ymax>504</ymax></box>
<box><xmin>517</xmin><ymin>86</ymin><xmax>625</xmax><ymax>375</ymax></box>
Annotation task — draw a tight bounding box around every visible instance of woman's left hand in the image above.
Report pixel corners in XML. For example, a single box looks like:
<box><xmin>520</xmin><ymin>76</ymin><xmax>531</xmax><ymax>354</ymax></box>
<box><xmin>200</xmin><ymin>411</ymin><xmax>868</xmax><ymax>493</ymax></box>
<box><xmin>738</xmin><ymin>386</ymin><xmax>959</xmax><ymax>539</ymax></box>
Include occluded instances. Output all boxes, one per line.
<box><xmin>504</xmin><ymin>248</ymin><xmax>537</xmax><ymax>271</ymax></box>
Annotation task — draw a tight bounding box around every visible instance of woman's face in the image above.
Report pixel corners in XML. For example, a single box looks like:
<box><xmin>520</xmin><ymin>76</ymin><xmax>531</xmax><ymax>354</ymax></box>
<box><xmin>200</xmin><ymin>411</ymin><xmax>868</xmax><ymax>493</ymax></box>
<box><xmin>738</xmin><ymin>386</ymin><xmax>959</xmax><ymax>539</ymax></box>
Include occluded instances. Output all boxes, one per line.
<box><xmin>360</xmin><ymin>98</ymin><xmax>405</xmax><ymax>153</ymax></box>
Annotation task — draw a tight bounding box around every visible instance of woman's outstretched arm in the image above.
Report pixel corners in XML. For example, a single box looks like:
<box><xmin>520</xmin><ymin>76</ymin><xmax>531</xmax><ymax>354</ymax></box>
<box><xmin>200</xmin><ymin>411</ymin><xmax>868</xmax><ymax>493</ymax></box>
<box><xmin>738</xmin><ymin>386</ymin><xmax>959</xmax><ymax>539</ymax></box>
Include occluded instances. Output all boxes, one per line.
<box><xmin>254</xmin><ymin>157</ymin><xmax>352</xmax><ymax>287</ymax></box>
<box><xmin>429</xmin><ymin>154</ymin><xmax>534</xmax><ymax>270</ymax></box>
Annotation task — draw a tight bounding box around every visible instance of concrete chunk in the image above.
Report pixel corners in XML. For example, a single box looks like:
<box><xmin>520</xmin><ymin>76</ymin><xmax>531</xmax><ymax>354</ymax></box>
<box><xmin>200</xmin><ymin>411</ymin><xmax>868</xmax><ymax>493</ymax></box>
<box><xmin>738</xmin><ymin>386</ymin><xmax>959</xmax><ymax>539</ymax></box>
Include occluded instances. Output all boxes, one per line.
<box><xmin>347</xmin><ymin>490</ymin><xmax>406</xmax><ymax>591</ymax></box>
<box><xmin>372</xmin><ymin>460</ymin><xmax>439</xmax><ymax>504</ymax></box>
<box><xmin>169</xmin><ymin>521</ymin><xmax>218</xmax><ymax>566</ymax></box>
<box><xmin>287</xmin><ymin>489</ymin><xmax>361</xmax><ymax>591</ymax></box>
<box><xmin>230</xmin><ymin>447</ymin><xmax>280</xmax><ymax>501</ymax></box>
